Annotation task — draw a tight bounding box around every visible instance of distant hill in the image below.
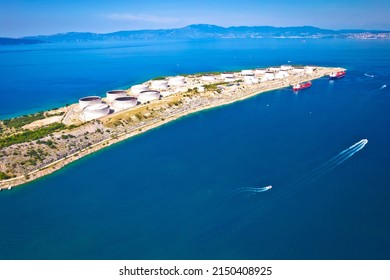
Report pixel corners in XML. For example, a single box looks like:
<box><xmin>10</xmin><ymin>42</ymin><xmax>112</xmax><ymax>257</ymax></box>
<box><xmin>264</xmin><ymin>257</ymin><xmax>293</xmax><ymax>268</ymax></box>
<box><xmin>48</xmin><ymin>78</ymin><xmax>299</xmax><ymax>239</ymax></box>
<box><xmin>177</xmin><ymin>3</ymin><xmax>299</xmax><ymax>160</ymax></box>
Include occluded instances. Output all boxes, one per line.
<box><xmin>0</xmin><ymin>37</ymin><xmax>46</xmax><ymax>45</ymax></box>
<box><xmin>2</xmin><ymin>24</ymin><xmax>389</xmax><ymax>44</ymax></box>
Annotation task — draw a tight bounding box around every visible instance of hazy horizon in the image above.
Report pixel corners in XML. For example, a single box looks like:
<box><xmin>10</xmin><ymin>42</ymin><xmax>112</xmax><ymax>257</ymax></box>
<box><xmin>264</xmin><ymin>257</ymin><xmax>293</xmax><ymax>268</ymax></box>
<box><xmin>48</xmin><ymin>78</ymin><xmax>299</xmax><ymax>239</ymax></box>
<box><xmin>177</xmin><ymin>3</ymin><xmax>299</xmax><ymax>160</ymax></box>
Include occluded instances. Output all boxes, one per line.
<box><xmin>3</xmin><ymin>24</ymin><xmax>390</xmax><ymax>39</ymax></box>
<box><xmin>1</xmin><ymin>0</ymin><xmax>390</xmax><ymax>37</ymax></box>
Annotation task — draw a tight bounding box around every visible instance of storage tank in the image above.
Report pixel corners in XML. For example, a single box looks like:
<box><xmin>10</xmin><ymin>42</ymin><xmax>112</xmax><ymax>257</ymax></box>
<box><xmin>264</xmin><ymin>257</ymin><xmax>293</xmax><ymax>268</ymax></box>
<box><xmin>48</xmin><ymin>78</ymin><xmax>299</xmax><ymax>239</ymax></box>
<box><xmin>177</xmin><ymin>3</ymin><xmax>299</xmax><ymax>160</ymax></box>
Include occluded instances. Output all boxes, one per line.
<box><xmin>151</xmin><ymin>80</ymin><xmax>168</xmax><ymax>90</ymax></box>
<box><xmin>264</xmin><ymin>72</ymin><xmax>275</xmax><ymax>80</ymax></box>
<box><xmin>106</xmin><ymin>90</ymin><xmax>127</xmax><ymax>101</ymax></box>
<box><xmin>279</xmin><ymin>70</ymin><xmax>289</xmax><ymax>77</ymax></box>
<box><xmin>131</xmin><ymin>84</ymin><xmax>149</xmax><ymax>95</ymax></box>
<box><xmin>224</xmin><ymin>77</ymin><xmax>236</xmax><ymax>83</ymax></box>
<box><xmin>241</xmin><ymin>70</ymin><xmax>254</xmax><ymax>76</ymax></box>
<box><xmin>305</xmin><ymin>66</ymin><xmax>317</xmax><ymax>74</ymax></box>
<box><xmin>244</xmin><ymin>76</ymin><xmax>259</xmax><ymax>84</ymax></box>
<box><xmin>138</xmin><ymin>90</ymin><xmax>160</xmax><ymax>103</ymax></box>
<box><xmin>168</xmin><ymin>76</ymin><xmax>185</xmax><ymax>86</ymax></box>
<box><xmin>281</xmin><ymin>65</ymin><xmax>292</xmax><ymax>71</ymax></box>
<box><xmin>269</xmin><ymin>67</ymin><xmax>281</xmax><ymax>72</ymax></box>
<box><xmin>82</xmin><ymin>103</ymin><xmax>110</xmax><ymax>121</ymax></box>
<box><xmin>201</xmin><ymin>75</ymin><xmax>215</xmax><ymax>81</ymax></box>
<box><xmin>79</xmin><ymin>96</ymin><xmax>102</xmax><ymax>109</ymax></box>
<box><xmin>292</xmin><ymin>67</ymin><xmax>305</xmax><ymax>74</ymax></box>
<box><xmin>274</xmin><ymin>72</ymin><xmax>285</xmax><ymax>79</ymax></box>
<box><xmin>255</xmin><ymin>69</ymin><xmax>266</xmax><ymax>75</ymax></box>
<box><xmin>112</xmin><ymin>96</ymin><xmax>138</xmax><ymax>111</ymax></box>
<box><xmin>221</xmin><ymin>73</ymin><xmax>235</xmax><ymax>79</ymax></box>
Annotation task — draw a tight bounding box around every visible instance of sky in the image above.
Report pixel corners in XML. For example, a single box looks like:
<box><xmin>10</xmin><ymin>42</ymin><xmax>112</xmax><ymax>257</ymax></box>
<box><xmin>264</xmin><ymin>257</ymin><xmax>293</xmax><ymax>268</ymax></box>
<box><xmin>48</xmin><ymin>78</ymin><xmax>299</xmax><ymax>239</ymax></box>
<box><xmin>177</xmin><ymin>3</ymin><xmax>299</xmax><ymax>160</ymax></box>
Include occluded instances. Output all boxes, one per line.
<box><xmin>1</xmin><ymin>0</ymin><xmax>390</xmax><ymax>37</ymax></box>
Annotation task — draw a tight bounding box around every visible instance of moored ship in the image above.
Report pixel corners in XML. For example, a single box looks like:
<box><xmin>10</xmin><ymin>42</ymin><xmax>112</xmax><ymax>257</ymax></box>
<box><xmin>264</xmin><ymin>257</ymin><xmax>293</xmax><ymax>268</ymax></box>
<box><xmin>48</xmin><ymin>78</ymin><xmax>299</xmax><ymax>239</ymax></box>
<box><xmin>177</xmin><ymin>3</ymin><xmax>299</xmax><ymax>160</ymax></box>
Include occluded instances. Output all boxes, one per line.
<box><xmin>329</xmin><ymin>70</ymin><xmax>346</xmax><ymax>79</ymax></box>
<box><xmin>292</xmin><ymin>81</ymin><xmax>312</xmax><ymax>91</ymax></box>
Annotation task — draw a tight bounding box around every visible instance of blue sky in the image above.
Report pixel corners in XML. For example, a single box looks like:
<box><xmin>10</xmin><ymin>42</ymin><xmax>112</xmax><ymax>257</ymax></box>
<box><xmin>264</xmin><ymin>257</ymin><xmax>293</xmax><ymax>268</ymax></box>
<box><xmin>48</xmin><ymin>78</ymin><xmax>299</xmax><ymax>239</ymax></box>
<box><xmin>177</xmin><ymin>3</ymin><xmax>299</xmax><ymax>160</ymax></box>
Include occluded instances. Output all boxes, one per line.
<box><xmin>1</xmin><ymin>0</ymin><xmax>389</xmax><ymax>37</ymax></box>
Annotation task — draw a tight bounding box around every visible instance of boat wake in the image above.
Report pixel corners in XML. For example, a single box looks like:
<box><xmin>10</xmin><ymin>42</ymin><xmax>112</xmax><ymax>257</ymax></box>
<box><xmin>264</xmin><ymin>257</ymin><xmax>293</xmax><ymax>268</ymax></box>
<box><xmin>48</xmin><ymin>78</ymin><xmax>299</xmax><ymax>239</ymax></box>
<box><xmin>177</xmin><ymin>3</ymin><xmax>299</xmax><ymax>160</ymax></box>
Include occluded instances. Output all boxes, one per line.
<box><xmin>232</xmin><ymin>185</ymin><xmax>272</xmax><ymax>195</ymax></box>
<box><xmin>230</xmin><ymin>139</ymin><xmax>367</xmax><ymax>198</ymax></box>
<box><xmin>364</xmin><ymin>73</ymin><xmax>375</xmax><ymax>78</ymax></box>
<box><xmin>379</xmin><ymin>84</ymin><xmax>387</xmax><ymax>90</ymax></box>
<box><xmin>297</xmin><ymin>139</ymin><xmax>368</xmax><ymax>185</ymax></box>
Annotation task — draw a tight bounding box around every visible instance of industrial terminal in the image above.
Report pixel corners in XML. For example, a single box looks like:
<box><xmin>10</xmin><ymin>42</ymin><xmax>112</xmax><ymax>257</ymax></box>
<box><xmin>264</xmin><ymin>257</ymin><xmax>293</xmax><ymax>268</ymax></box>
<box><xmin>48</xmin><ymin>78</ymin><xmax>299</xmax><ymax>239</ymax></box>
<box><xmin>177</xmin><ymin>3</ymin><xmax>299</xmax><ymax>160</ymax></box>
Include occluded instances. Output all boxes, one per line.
<box><xmin>64</xmin><ymin>65</ymin><xmax>326</xmax><ymax>125</ymax></box>
<box><xmin>0</xmin><ymin>64</ymin><xmax>345</xmax><ymax>189</ymax></box>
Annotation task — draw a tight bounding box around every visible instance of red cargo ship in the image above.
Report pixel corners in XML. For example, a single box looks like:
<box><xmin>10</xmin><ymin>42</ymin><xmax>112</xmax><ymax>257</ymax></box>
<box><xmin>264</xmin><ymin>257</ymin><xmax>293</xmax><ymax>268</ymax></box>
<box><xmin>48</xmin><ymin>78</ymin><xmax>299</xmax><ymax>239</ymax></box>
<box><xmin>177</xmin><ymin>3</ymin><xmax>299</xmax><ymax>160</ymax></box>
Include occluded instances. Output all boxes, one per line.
<box><xmin>292</xmin><ymin>81</ymin><xmax>312</xmax><ymax>91</ymax></box>
<box><xmin>329</xmin><ymin>70</ymin><xmax>346</xmax><ymax>79</ymax></box>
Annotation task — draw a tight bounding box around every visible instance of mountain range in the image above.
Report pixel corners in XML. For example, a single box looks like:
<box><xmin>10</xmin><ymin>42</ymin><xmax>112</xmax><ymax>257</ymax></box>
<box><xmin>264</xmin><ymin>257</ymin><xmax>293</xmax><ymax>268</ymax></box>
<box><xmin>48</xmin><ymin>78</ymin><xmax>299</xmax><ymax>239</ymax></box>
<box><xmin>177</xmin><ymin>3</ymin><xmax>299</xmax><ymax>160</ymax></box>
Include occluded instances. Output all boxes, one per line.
<box><xmin>2</xmin><ymin>24</ymin><xmax>390</xmax><ymax>44</ymax></box>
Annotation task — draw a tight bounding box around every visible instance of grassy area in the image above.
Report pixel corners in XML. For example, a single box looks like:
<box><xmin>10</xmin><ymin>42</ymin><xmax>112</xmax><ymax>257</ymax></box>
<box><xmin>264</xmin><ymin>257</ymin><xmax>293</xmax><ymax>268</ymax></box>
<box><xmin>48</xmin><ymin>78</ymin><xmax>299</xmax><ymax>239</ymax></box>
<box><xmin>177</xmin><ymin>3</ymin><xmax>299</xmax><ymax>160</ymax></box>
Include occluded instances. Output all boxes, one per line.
<box><xmin>46</xmin><ymin>111</ymin><xmax>65</xmax><ymax>117</ymax></box>
<box><xmin>0</xmin><ymin>122</ymin><xmax>66</xmax><ymax>148</ymax></box>
<box><xmin>152</xmin><ymin>76</ymin><xmax>166</xmax><ymax>80</ymax></box>
<box><xmin>3</xmin><ymin>112</ymin><xmax>45</xmax><ymax>129</ymax></box>
<box><xmin>204</xmin><ymin>82</ymin><xmax>228</xmax><ymax>91</ymax></box>
<box><xmin>0</xmin><ymin>171</ymin><xmax>12</xmax><ymax>180</ymax></box>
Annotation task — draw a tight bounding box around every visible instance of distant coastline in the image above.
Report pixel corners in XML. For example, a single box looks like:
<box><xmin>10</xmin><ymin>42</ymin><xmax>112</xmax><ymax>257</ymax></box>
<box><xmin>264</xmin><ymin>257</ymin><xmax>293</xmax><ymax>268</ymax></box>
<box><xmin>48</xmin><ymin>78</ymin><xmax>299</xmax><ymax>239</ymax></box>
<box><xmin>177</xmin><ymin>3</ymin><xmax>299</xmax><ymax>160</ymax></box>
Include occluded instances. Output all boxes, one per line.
<box><xmin>2</xmin><ymin>24</ymin><xmax>389</xmax><ymax>45</ymax></box>
<box><xmin>0</xmin><ymin>65</ymin><xmax>344</xmax><ymax>190</ymax></box>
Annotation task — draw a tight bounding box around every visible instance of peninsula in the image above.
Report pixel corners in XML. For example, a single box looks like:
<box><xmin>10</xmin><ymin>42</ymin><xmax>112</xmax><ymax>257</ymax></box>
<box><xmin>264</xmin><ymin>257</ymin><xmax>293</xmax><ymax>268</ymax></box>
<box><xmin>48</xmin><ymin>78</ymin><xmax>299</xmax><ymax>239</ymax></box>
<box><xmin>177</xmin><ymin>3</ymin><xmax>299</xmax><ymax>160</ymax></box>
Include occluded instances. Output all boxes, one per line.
<box><xmin>0</xmin><ymin>65</ymin><xmax>344</xmax><ymax>190</ymax></box>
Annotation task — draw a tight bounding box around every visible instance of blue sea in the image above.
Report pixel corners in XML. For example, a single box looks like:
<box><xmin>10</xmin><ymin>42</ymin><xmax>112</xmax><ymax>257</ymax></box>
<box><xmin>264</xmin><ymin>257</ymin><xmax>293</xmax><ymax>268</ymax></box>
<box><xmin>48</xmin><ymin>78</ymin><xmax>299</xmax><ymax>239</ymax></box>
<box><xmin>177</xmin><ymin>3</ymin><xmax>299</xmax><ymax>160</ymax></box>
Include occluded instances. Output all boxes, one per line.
<box><xmin>0</xmin><ymin>39</ymin><xmax>389</xmax><ymax>259</ymax></box>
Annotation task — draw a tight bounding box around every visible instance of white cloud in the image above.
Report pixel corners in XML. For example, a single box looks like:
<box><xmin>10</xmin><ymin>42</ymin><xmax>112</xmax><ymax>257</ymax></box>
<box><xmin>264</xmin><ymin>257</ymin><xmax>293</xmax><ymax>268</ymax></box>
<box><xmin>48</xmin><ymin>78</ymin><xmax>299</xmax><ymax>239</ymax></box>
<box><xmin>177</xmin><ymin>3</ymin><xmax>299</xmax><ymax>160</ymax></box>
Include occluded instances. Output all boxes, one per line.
<box><xmin>105</xmin><ymin>13</ymin><xmax>179</xmax><ymax>24</ymax></box>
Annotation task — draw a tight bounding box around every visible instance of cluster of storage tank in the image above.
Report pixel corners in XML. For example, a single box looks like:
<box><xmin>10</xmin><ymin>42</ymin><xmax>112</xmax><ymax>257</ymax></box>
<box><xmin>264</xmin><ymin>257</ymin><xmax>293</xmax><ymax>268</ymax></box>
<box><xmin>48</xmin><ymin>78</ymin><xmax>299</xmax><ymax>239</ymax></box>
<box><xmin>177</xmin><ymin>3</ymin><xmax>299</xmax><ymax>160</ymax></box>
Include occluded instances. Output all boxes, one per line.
<box><xmin>79</xmin><ymin>86</ymin><xmax>161</xmax><ymax>121</ymax></box>
<box><xmin>77</xmin><ymin>66</ymin><xmax>316</xmax><ymax>122</ymax></box>
<box><xmin>78</xmin><ymin>96</ymin><xmax>110</xmax><ymax>121</ymax></box>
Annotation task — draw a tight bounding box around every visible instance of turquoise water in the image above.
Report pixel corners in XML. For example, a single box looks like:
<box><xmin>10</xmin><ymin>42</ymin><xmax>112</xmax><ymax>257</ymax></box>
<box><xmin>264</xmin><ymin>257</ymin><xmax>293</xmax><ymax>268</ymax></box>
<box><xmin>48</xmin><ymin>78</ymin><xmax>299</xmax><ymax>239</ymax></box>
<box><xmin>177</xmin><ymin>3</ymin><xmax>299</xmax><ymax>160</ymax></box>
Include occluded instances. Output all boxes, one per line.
<box><xmin>0</xmin><ymin>39</ymin><xmax>390</xmax><ymax>259</ymax></box>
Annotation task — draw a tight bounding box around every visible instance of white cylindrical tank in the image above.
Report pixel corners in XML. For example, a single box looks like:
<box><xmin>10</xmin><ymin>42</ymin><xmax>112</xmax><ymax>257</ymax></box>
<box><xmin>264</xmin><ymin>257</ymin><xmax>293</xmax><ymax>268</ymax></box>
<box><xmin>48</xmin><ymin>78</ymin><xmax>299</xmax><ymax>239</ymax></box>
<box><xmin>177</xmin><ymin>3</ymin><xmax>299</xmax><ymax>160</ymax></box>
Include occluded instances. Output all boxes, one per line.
<box><xmin>260</xmin><ymin>76</ymin><xmax>268</xmax><ymax>82</ymax></box>
<box><xmin>113</xmin><ymin>96</ymin><xmax>138</xmax><ymax>111</ymax></box>
<box><xmin>264</xmin><ymin>72</ymin><xmax>275</xmax><ymax>80</ymax></box>
<box><xmin>241</xmin><ymin>70</ymin><xmax>254</xmax><ymax>76</ymax></box>
<box><xmin>244</xmin><ymin>76</ymin><xmax>259</xmax><ymax>84</ymax></box>
<box><xmin>201</xmin><ymin>75</ymin><xmax>216</xmax><ymax>81</ymax></box>
<box><xmin>274</xmin><ymin>72</ymin><xmax>285</xmax><ymax>79</ymax></box>
<box><xmin>131</xmin><ymin>84</ymin><xmax>149</xmax><ymax>95</ymax></box>
<box><xmin>138</xmin><ymin>90</ymin><xmax>160</xmax><ymax>103</ymax></box>
<box><xmin>279</xmin><ymin>70</ymin><xmax>289</xmax><ymax>77</ymax></box>
<box><xmin>221</xmin><ymin>73</ymin><xmax>234</xmax><ymax>79</ymax></box>
<box><xmin>305</xmin><ymin>66</ymin><xmax>316</xmax><ymax>74</ymax></box>
<box><xmin>281</xmin><ymin>65</ymin><xmax>292</xmax><ymax>71</ymax></box>
<box><xmin>269</xmin><ymin>67</ymin><xmax>281</xmax><ymax>72</ymax></box>
<box><xmin>106</xmin><ymin>90</ymin><xmax>127</xmax><ymax>101</ymax></box>
<box><xmin>224</xmin><ymin>77</ymin><xmax>236</xmax><ymax>83</ymax></box>
<box><xmin>83</xmin><ymin>103</ymin><xmax>110</xmax><ymax>121</ymax></box>
<box><xmin>292</xmin><ymin>68</ymin><xmax>305</xmax><ymax>74</ymax></box>
<box><xmin>168</xmin><ymin>76</ymin><xmax>185</xmax><ymax>86</ymax></box>
<box><xmin>79</xmin><ymin>96</ymin><xmax>102</xmax><ymax>109</ymax></box>
<box><xmin>255</xmin><ymin>69</ymin><xmax>266</xmax><ymax>75</ymax></box>
<box><xmin>151</xmin><ymin>80</ymin><xmax>168</xmax><ymax>90</ymax></box>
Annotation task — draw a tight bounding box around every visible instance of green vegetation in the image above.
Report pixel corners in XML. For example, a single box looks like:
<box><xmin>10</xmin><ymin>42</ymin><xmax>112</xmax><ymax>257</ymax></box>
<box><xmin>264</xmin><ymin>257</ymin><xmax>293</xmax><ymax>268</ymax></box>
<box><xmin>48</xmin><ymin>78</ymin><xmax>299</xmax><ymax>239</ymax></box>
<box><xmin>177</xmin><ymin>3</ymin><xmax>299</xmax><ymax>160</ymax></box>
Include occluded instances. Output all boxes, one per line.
<box><xmin>3</xmin><ymin>112</ymin><xmax>45</xmax><ymax>128</ymax></box>
<box><xmin>152</xmin><ymin>76</ymin><xmax>166</xmax><ymax>80</ymax></box>
<box><xmin>37</xmin><ymin>139</ymin><xmax>56</xmax><ymax>148</ymax></box>
<box><xmin>46</xmin><ymin>111</ymin><xmax>65</xmax><ymax>117</ymax></box>
<box><xmin>25</xmin><ymin>148</ymin><xmax>48</xmax><ymax>166</ymax></box>
<box><xmin>0</xmin><ymin>171</ymin><xmax>12</xmax><ymax>180</ymax></box>
<box><xmin>204</xmin><ymin>82</ymin><xmax>228</xmax><ymax>91</ymax></box>
<box><xmin>61</xmin><ymin>134</ymin><xmax>75</xmax><ymax>140</ymax></box>
<box><xmin>0</xmin><ymin>122</ymin><xmax>66</xmax><ymax>148</ymax></box>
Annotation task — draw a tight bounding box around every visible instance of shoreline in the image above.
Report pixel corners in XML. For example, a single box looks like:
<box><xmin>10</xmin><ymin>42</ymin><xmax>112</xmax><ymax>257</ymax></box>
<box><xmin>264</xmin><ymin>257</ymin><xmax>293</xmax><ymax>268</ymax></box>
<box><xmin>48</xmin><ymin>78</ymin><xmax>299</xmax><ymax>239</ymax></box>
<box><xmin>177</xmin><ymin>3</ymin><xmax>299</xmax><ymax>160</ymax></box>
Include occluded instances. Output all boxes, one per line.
<box><xmin>0</xmin><ymin>66</ymin><xmax>343</xmax><ymax>190</ymax></box>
